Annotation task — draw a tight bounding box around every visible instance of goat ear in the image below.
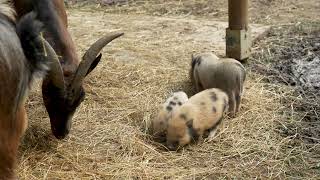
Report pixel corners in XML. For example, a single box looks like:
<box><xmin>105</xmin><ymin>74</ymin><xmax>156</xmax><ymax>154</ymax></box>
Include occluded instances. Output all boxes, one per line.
<box><xmin>186</xmin><ymin>119</ymin><xmax>193</xmax><ymax>129</ymax></box>
<box><xmin>85</xmin><ymin>53</ymin><xmax>102</xmax><ymax>76</ymax></box>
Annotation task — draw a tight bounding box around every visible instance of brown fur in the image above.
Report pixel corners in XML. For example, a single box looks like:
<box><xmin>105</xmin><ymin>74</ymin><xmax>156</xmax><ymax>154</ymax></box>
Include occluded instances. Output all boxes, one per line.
<box><xmin>190</xmin><ymin>52</ymin><xmax>246</xmax><ymax>116</ymax></box>
<box><xmin>152</xmin><ymin>91</ymin><xmax>188</xmax><ymax>142</ymax></box>
<box><xmin>0</xmin><ymin>2</ymin><xmax>47</xmax><ymax>178</ymax></box>
<box><xmin>13</xmin><ymin>0</ymin><xmax>77</xmax><ymax>76</ymax></box>
<box><xmin>0</xmin><ymin>101</ymin><xmax>27</xmax><ymax>179</ymax></box>
<box><xmin>0</xmin><ymin>3</ymin><xmax>25</xmax><ymax>178</ymax></box>
<box><xmin>166</xmin><ymin>88</ymin><xmax>228</xmax><ymax>150</ymax></box>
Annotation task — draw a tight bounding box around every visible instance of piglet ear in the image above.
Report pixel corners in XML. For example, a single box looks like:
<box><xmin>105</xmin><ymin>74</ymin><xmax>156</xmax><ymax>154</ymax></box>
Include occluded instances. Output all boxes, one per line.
<box><xmin>186</xmin><ymin>119</ymin><xmax>193</xmax><ymax>129</ymax></box>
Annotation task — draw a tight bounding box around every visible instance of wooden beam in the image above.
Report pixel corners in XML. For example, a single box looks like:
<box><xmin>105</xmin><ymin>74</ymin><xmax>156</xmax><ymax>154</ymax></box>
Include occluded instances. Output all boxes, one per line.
<box><xmin>228</xmin><ymin>0</ymin><xmax>248</xmax><ymax>30</ymax></box>
<box><xmin>226</xmin><ymin>0</ymin><xmax>251</xmax><ymax>61</ymax></box>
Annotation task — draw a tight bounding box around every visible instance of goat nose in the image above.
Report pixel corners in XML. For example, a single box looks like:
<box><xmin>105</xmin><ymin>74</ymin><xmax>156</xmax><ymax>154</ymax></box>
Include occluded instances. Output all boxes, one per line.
<box><xmin>52</xmin><ymin>127</ymin><xmax>70</xmax><ymax>140</ymax></box>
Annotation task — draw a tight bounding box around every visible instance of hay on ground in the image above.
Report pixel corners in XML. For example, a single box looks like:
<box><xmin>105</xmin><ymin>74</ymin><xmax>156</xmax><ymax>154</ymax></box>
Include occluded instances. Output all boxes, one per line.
<box><xmin>17</xmin><ymin>3</ymin><xmax>320</xmax><ymax>179</ymax></box>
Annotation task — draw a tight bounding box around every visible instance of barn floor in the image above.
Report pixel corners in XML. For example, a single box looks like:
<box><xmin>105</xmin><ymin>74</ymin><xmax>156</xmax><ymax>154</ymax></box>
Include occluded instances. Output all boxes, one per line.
<box><xmin>18</xmin><ymin>2</ymin><xmax>320</xmax><ymax>179</ymax></box>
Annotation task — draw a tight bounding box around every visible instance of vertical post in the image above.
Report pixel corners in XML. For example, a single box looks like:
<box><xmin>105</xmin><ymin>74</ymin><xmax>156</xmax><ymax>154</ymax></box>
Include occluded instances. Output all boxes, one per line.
<box><xmin>226</xmin><ymin>0</ymin><xmax>251</xmax><ymax>61</ymax></box>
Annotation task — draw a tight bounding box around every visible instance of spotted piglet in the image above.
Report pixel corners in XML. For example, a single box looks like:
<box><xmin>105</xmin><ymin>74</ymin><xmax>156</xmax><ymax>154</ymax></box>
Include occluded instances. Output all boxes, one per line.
<box><xmin>151</xmin><ymin>91</ymin><xmax>188</xmax><ymax>142</ymax></box>
<box><xmin>190</xmin><ymin>52</ymin><xmax>246</xmax><ymax>116</ymax></box>
<box><xmin>166</xmin><ymin>88</ymin><xmax>228</xmax><ymax>150</ymax></box>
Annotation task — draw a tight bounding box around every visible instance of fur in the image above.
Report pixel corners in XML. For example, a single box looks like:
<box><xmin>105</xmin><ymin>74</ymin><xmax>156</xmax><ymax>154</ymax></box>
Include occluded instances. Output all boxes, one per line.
<box><xmin>152</xmin><ymin>91</ymin><xmax>188</xmax><ymax>142</ymax></box>
<box><xmin>190</xmin><ymin>52</ymin><xmax>246</xmax><ymax>116</ymax></box>
<box><xmin>166</xmin><ymin>88</ymin><xmax>228</xmax><ymax>150</ymax></box>
<box><xmin>16</xmin><ymin>12</ymin><xmax>48</xmax><ymax>80</ymax></box>
<box><xmin>0</xmin><ymin>3</ymin><xmax>48</xmax><ymax>178</ymax></box>
<box><xmin>32</xmin><ymin>0</ymin><xmax>62</xmax><ymax>46</ymax></box>
<box><xmin>0</xmin><ymin>0</ymin><xmax>15</xmax><ymax>22</ymax></box>
<box><xmin>31</xmin><ymin>0</ymin><xmax>77</xmax><ymax>73</ymax></box>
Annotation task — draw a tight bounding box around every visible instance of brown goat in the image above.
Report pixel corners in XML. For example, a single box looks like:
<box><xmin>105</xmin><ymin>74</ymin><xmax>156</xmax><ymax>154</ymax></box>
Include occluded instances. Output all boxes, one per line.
<box><xmin>0</xmin><ymin>2</ymin><xmax>56</xmax><ymax>178</ymax></box>
<box><xmin>190</xmin><ymin>52</ymin><xmax>246</xmax><ymax>116</ymax></box>
<box><xmin>13</xmin><ymin>0</ymin><xmax>124</xmax><ymax>139</ymax></box>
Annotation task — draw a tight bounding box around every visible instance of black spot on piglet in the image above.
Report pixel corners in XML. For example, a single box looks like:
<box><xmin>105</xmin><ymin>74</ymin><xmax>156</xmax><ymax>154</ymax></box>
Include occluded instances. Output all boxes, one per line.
<box><xmin>211</xmin><ymin>92</ymin><xmax>217</xmax><ymax>101</ymax></box>
<box><xmin>192</xmin><ymin>56</ymin><xmax>202</xmax><ymax>68</ymax></box>
<box><xmin>212</xmin><ymin>106</ymin><xmax>217</xmax><ymax>113</ymax></box>
<box><xmin>196</xmin><ymin>58</ymin><xmax>201</xmax><ymax>65</ymax></box>
<box><xmin>166</xmin><ymin>106</ymin><xmax>173</xmax><ymax>111</ymax></box>
<box><xmin>169</xmin><ymin>101</ymin><xmax>177</xmax><ymax>106</ymax></box>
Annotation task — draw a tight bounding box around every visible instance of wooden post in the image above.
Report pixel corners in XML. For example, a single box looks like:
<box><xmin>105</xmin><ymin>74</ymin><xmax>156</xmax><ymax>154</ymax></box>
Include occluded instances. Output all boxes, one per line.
<box><xmin>226</xmin><ymin>0</ymin><xmax>251</xmax><ymax>61</ymax></box>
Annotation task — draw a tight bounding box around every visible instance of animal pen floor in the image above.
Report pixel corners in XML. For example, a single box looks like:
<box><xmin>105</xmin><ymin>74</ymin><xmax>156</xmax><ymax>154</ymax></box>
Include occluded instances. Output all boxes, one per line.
<box><xmin>19</xmin><ymin>2</ymin><xmax>320</xmax><ymax>179</ymax></box>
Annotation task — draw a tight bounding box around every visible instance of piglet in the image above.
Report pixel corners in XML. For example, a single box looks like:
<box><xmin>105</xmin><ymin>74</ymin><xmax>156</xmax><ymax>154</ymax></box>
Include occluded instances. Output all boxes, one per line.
<box><xmin>190</xmin><ymin>52</ymin><xmax>246</xmax><ymax>116</ymax></box>
<box><xmin>166</xmin><ymin>88</ymin><xmax>228</xmax><ymax>150</ymax></box>
<box><xmin>151</xmin><ymin>91</ymin><xmax>188</xmax><ymax>142</ymax></box>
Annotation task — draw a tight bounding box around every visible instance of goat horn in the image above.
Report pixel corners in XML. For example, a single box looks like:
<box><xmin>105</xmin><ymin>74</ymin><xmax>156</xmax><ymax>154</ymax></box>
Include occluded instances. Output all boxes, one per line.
<box><xmin>40</xmin><ymin>37</ymin><xmax>65</xmax><ymax>90</ymax></box>
<box><xmin>70</xmin><ymin>32</ymin><xmax>124</xmax><ymax>89</ymax></box>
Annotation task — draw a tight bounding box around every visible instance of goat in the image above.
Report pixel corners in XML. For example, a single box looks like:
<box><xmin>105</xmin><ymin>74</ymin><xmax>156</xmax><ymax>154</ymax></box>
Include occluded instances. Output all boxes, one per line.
<box><xmin>0</xmin><ymin>1</ymin><xmax>58</xmax><ymax>178</ymax></box>
<box><xmin>166</xmin><ymin>88</ymin><xmax>228</xmax><ymax>151</ymax></box>
<box><xmin>151</xmin><ymin>91</ymin><xmax>188</xmax><ymax>142</ymax></box>
<box><xmin>13</xmin><ymin>0</ymin><xmax>124</xmax><ymax>139</ymax></box>
<box><xmin>190</xmin><ymin>52</ymin><xmax>246</xmax><ymax>116</ymax></box>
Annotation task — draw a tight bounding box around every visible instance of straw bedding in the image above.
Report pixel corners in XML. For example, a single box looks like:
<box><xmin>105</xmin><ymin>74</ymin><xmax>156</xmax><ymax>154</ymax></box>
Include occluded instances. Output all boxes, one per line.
<box><xmin>16</xmin><ymin>1</ymin><xmax>320</xmax><ymax>179</ymax></box>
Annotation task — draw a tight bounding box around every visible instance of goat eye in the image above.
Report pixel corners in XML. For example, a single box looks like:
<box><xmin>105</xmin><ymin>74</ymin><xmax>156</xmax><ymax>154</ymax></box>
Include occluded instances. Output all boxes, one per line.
<box><xmin>79</xmin><ymin>89</ymin><xmax>85</xmax><ymax>101</ymax></box>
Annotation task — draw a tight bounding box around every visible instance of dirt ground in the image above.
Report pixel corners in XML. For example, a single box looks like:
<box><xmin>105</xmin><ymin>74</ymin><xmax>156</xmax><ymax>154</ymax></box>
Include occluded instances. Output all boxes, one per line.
<box><xmin>70</xmin><ymin>0</ymin><xmax>319</xmax><ymax>25</ymax></box>
<box><xmin>18</xmin><ymin>0</ymin><xmax>320</xmax><ymax>179</ymax></box>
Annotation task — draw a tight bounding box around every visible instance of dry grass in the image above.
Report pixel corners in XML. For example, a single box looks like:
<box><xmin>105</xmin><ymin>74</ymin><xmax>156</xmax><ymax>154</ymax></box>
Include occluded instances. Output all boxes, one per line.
<box><xmin>16</xmin><ymin>1</ymin><xmax>320</xmax><ymax>179</ymax></box>
<box><xmin>250</xmin><ymin>22</ymin><xmax>320</xmax><ymax>168</ymax></box>
<box><xmin>71</xmin><ymin>0</ymin><xmax>320</xmax><ymax>25</ymax></box>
